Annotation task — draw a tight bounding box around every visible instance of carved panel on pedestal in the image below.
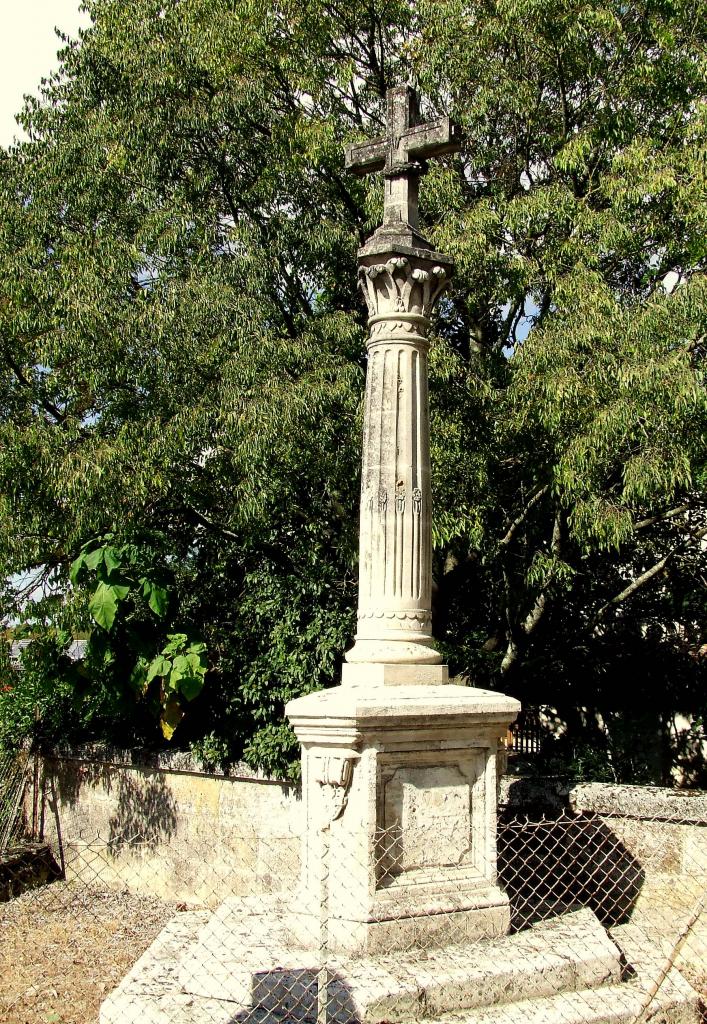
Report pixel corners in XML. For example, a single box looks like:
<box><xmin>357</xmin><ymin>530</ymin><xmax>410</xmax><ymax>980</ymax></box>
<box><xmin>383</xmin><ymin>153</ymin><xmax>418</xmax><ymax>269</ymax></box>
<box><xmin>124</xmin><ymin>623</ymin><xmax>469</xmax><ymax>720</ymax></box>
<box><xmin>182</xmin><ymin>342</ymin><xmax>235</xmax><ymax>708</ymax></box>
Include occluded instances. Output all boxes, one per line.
<box><xmin>375</xmin><ymin>748</ymin><xmax>487</xmax><ymax>888</ymax></box>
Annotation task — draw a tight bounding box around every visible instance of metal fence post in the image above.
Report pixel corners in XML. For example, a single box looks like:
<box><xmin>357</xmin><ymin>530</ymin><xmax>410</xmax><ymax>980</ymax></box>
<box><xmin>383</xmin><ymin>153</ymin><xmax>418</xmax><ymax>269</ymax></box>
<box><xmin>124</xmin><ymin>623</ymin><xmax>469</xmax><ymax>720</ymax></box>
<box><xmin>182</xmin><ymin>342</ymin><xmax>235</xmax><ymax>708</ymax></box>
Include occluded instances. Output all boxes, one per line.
<box><xmin>317</xmin><ymin>825</ymin><xmax>330</xmax><ymax>1024</ymax></box>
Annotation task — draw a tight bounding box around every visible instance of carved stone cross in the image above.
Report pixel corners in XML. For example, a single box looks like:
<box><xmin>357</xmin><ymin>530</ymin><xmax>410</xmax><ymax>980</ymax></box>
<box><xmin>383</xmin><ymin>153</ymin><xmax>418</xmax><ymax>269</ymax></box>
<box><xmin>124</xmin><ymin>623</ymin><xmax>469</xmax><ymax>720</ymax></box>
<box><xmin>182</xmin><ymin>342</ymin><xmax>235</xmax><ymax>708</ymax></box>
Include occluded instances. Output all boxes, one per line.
<box><xmin>345</xmin><ymin>85</ymin><xmax>461</xmax><ymax>235</ymax></box>
<box><xmin>284</xmin><ymin>83</ymin><xmax>518</xmax><ymax>960</ymax></box>
<box><xmin>340</xmin><ymin>86</ymin><xmax>462</xmax><ymax>680</ymax></box>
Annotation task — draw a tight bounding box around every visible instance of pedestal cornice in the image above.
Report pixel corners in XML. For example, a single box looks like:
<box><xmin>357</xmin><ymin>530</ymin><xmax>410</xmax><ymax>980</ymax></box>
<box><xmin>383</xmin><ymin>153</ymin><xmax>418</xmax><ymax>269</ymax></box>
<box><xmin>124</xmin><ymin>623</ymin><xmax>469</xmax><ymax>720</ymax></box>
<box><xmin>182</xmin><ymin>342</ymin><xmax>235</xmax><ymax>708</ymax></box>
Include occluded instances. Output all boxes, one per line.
<box><xmin>287</xmin><ymin>685</ymin><xmax>521</xmax><ymax>732</ymax></box>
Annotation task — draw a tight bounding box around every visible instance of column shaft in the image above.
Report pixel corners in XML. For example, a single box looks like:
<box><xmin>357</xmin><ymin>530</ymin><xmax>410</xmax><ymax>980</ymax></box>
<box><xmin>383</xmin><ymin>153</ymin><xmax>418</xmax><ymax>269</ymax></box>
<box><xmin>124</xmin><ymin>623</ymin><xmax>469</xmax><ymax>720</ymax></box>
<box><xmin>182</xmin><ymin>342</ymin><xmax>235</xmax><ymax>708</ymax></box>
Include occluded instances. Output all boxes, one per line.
<box><xmin>344</xmin><ymin>255</ymin><xmax>449</xmax><ymax>669</ymax></box>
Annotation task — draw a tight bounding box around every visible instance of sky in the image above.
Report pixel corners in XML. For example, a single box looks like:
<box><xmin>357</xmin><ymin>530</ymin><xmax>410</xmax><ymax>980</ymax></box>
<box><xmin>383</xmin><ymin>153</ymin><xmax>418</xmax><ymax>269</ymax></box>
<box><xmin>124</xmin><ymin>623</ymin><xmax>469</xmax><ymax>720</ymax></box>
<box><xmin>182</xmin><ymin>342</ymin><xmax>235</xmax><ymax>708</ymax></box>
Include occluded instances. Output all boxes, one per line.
<box><xmin>0</xmin><ymin>1</ymin><xmax>89</xmax><ymax>148</ymax></box>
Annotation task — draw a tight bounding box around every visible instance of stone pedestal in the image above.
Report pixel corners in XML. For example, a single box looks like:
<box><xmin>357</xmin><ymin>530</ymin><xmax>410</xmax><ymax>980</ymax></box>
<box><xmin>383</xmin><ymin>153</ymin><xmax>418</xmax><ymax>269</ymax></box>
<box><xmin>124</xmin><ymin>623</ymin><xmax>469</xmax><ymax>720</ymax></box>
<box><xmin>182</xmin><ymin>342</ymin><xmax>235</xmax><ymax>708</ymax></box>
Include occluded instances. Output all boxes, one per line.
<box><xmin>286</xmin><ymin>684</ymin><xmax>520</xmax><ymax>953</ymax></box>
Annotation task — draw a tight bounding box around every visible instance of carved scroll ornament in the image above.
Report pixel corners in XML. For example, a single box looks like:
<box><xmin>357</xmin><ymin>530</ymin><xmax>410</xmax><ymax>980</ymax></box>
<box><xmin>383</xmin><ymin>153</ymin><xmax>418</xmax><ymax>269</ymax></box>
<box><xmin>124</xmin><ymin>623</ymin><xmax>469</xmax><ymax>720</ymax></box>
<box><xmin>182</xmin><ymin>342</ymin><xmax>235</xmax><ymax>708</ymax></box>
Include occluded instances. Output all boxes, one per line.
<box><xmin>313</xmin><ymin>755</ymin><xmax>355</xmax><ymax>827</ymax></box>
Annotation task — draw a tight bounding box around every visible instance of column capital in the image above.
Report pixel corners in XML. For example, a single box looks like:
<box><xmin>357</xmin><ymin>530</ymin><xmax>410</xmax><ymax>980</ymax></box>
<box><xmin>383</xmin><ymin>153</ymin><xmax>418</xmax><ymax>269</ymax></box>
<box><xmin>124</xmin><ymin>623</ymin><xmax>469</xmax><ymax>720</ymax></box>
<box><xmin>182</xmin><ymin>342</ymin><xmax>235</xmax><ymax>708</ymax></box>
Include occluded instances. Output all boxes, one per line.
<box><xmin>358</xmin><ymin>253</ymin><xmax>452</xmax><ymax>346</ymax></box>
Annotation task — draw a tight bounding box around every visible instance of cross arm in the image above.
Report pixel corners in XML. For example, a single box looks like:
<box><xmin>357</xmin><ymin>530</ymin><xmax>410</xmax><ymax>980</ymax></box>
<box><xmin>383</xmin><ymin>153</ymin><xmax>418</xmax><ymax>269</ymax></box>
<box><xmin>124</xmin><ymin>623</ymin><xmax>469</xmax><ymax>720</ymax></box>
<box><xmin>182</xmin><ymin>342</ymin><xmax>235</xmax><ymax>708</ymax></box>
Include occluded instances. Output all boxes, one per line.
<box><xmin>345</xmin><ymin>136</ymin><xmax>387</xmax><ymax>175</ymax></box>
<box><xmin>404</xmin><ymin>117</ymin><xmax>462</xmax><ymax>161</ymax></box>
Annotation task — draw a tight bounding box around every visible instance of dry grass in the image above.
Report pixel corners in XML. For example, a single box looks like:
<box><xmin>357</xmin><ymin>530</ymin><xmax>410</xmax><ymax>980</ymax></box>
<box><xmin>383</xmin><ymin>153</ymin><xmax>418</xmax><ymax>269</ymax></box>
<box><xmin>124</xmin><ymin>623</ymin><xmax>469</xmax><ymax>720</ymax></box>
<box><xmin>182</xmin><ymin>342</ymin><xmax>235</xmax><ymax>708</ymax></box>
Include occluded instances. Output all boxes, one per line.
<box><xmin>0</xmin><ymin>882</ymin><xmax>174</xmax><ymax>1024</ymax></box>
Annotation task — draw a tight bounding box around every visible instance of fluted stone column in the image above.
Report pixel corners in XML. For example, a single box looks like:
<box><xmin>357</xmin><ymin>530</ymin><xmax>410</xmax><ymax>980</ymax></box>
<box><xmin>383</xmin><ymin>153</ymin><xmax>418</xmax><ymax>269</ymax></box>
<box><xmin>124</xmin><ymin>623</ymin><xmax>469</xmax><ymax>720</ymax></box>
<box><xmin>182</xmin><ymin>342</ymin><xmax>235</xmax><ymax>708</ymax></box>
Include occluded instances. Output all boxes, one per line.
<box><xmin>343</xmin><ymin>252</ymin><xmax>451</xmax><ymax>682</ymax></box>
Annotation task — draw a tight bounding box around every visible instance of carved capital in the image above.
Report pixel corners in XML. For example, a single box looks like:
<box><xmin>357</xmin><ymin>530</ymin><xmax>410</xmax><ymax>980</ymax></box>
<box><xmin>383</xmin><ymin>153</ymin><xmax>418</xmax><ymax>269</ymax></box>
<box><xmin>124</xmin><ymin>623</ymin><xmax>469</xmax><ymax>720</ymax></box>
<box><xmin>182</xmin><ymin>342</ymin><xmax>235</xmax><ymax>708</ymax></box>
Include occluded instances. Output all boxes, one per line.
<box><xmin>358</xmin><ymin>257</ymin><xmax>449</xmax><ymax>340</ymax></box>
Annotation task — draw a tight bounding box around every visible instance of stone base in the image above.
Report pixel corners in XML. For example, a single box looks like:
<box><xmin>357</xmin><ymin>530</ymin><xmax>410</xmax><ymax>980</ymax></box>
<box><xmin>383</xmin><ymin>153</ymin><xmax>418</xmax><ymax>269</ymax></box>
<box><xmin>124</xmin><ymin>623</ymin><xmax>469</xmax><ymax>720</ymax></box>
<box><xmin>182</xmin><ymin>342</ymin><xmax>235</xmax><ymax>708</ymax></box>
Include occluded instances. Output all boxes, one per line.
<box><xmin>179</xmin><ymin>903</ymin><xmax>620</xmax><ymax>1013</ymax></box>
<box><xmin>290</xmin><ymin>882</ymin><xmax>511</xmax><ymax>954</ymax></box>
<box><xmin>341</xmin><ymin>662</ymin><xmax>449</xmax><ymax>686</ymax></box>
<box><xmin>286</xmin><ymin>684</ymin><xmax>520</xmax><ymax>954</ymax></box>
<box><xmin>100</xmin><ymin>901</ymin><xmax>701</xmax><ymax>1024</ymax></box>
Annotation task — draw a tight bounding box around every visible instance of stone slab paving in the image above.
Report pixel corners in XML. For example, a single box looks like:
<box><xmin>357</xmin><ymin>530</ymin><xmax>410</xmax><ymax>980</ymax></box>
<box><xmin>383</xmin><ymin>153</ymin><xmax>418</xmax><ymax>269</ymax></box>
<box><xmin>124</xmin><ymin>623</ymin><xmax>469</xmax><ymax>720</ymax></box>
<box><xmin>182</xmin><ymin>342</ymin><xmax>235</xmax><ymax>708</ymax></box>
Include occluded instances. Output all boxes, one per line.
<box><xmin>626</xmin><ymin>874</ymin><xmax>707</xmax><ymax>971</ymax></box>
<box><xmin>429</xmin><ymin>972</ymin><xmax>700</xmax><ymax>1024</ymax></box>
<box><xmin>100</xmin><ymin>910</ymin><xmax>235</xmax><ymax>1024</ymax></box>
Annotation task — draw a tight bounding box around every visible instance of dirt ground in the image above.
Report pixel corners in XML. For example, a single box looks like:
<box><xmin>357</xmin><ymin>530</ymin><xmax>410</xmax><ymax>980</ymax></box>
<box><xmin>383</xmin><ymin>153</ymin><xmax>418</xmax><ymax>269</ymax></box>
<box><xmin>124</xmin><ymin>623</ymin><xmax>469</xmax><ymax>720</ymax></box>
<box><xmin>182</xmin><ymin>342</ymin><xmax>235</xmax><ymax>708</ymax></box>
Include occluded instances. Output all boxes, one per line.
<box><xmin>0</xmin><ymin>882</ymin><xmax>175</xmax><ymax>1024</ymax></box>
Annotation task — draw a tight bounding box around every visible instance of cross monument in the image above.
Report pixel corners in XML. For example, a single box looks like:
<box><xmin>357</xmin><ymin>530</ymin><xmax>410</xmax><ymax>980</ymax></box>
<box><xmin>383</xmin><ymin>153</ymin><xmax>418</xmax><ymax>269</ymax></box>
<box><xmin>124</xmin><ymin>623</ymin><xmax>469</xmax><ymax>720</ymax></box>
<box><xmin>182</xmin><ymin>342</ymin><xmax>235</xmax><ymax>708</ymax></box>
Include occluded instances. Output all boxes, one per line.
<box><xmin>341</xmin><ymin>84</ymin><xmax>461</xmax><ymax>680</ymax></box>
<box><xmin>286</xmin><ymin>86</ymin><xmax>519</xmax><ymax>953</ymax></box>
<box><xmin>346</xmin><ymin>84</ymin><xmax>461</xmax><ymax>241</ymax></box>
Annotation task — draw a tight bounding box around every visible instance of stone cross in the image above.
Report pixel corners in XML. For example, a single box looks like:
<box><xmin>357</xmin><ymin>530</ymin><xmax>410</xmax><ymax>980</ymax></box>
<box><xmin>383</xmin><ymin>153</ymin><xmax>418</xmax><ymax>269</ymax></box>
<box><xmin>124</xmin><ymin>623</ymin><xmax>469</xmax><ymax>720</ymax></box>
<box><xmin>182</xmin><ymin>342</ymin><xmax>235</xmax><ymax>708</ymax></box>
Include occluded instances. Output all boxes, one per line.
<box><xmin>345</xmin><ymin>85</ymin><xmax>461</xmax><ymax>234</ymax></box>
<box><xmin>285</xmin><ymin>86</ymin><xmax>518</xmax><ymax>957</ymax></box>
<box><xmin>342</xmin><ymin>86</ymin><xmax>462</xmax><ymax>684</ymax></box>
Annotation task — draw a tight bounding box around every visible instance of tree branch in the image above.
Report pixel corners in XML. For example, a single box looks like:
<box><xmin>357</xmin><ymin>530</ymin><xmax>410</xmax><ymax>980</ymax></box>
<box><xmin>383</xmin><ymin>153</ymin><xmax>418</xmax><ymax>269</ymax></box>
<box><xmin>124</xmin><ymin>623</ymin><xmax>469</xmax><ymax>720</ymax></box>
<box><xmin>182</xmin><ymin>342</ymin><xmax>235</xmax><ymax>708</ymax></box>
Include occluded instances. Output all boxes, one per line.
<box><xmin>186</xmin><ymin>506</ymin><xmax>240</xmax><ymax>541</ymax></box>
<box><xmin>634</xmin><ymin>503</ymin><xmax>692</xmax><ymax>531</ymax></box>
<box><xmin>594</xmin><ymin>524</ymin><xmax>707</xmax><ymax>623</ymax></box>
<box><xmin>498</xmin><ymin>485</ymin><xmax>549</xmax><ymax>547</ymax></box>
<box><xmin>500</xmin><ymin>508</ymin><xmax>560</xmax><ymax>673</ymax></box>
<box><xmin>5</xmin><ymin>353</ymin><xmax>70</xmax><ymax>426</ymax></box>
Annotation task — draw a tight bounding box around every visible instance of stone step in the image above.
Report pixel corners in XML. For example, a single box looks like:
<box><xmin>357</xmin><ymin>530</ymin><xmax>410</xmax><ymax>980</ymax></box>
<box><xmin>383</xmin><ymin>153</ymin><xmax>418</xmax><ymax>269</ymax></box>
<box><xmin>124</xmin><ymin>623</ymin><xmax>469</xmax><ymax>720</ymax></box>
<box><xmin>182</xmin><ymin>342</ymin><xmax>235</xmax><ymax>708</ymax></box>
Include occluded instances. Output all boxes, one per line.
<box><xmin>101</xmin><ymin>903</ymin><xmax>701</xmax><ymax>1024</ymax></box>
<box><xmin>177</xmin><ymin>900</ymin><xmax>622</xmax><ymax>1021</ymax></box>
<box><xmin>101</xmin><ymin>910</ymin><xmax>219</xmax><ymax>1024</ymax></box>
<box><xmin>425</xmin><ymin>969</ymin><xmax>700</xmax><ymax>1024</ymax></box>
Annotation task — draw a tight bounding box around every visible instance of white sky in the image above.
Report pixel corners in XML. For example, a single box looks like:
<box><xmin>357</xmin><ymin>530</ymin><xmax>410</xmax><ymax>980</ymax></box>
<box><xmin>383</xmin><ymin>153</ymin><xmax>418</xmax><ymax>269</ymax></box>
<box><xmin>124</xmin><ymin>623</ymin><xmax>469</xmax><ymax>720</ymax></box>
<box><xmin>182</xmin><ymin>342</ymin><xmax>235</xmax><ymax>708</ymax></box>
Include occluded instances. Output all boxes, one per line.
<box><xmin>0</xmin><ymin>1</ymin><xmax>90</xmax><ymax>148</ymax></box>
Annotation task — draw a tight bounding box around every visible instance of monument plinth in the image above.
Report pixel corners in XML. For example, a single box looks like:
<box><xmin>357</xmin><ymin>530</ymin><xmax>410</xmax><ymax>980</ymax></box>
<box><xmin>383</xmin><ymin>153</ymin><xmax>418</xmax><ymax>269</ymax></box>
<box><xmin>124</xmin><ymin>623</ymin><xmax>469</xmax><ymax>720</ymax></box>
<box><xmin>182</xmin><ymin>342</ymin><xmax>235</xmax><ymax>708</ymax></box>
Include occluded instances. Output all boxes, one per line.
<box><xmin>286</xmin><ymin>84</ymin><xmax>519</xmax><ymax>953</ymax></box>
<box><xmin>287</xmin><ymin>684</ymin><xmax>517</xmax><ymax>953</ymax></box>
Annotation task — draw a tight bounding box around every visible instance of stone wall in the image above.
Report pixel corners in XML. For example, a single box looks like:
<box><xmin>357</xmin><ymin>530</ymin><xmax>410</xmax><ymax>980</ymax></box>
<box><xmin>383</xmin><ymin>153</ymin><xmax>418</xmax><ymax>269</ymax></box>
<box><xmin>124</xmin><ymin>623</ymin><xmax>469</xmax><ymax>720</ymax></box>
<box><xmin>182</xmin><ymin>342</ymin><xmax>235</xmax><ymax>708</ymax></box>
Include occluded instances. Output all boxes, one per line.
<box><xmin>570</xmin><ymin>782</ymin><xmax>707</xmax><ymax>877</ymax></box>
<box><xmin>570</xmin><ymin>783</ymin><xmax>707</xmax><ymax>979</ymax></box>
<box><xmin>32</xmin><ymin>755</ymin><xmax>707</xmax><ymax>909</ymax></box>
<box><xmin>34</xmin><ymin>749</ymin><xmax>301</xmax><ymax>905</ymax></box>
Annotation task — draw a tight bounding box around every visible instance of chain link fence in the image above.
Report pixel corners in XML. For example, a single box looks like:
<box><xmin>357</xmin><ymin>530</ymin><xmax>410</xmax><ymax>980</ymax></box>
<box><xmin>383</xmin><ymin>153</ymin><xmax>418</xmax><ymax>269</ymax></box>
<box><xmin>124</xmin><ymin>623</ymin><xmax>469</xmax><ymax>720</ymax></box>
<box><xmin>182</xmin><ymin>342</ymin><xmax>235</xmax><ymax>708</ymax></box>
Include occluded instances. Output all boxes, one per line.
<box><xmin>0</xmin><ymin>750</ymin><xmax>29</xmax><ymax>855</ymax></box>
<box><xmin>1</xmin><ymin>769</ymin><xmax>705</xmax><ymax>1024</ymax></box>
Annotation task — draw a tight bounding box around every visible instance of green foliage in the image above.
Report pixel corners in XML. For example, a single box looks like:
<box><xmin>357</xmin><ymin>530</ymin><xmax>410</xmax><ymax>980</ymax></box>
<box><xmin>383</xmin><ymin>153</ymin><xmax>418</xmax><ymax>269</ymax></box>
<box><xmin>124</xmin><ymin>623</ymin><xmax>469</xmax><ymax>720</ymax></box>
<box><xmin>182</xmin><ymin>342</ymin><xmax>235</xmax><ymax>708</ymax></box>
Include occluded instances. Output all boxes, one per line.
<box><xmin>68</xmin><ymin>535</ymin><xmax>206</xmax><ymax>740</ymax></box>
<box><xmin>0</xmin><ymin>629</ymin><xmax>90</xmax><ymax>753</ymax></box>
<box><xmin>0</xmin><ymin>0</ymin><xmax>705</xmax><ymax>780</ymax></box>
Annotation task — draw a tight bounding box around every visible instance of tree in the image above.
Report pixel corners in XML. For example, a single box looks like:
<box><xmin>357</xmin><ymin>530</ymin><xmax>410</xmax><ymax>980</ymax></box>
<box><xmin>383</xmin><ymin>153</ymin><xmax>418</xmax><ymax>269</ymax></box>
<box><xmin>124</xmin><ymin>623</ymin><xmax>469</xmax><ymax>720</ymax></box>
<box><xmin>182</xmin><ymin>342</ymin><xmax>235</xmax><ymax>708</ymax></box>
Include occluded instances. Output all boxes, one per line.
<box><xmin>0</xmin><ymin>0</ymin><xmax>705</xmax><ymax>782</ymax></box>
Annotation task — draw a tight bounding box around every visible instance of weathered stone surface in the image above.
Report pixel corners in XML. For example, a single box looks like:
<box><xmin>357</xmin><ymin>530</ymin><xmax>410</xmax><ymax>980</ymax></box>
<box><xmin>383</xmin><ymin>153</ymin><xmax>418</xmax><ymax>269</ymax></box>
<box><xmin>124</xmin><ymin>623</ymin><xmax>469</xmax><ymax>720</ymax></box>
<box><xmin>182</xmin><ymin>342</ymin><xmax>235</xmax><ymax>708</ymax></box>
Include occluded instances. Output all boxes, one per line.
<box><xmin>283</xmin><ymin>87</ymin><xmax>519</xmax><ymax>955</ymax></box>
<box><xmin>102</xmin><ymin>899</ymin><xmax>701</xmax><ymax>1024</ymax></box>
<box><xmin>286</xmin><ymin>683</ymin><xmax>520</xmax><ymax>726</ymax></box>
<box><xmin>100</xmin><ymin>910</ymin><xmax>226</xmax><ymax>1024</ymax></box>
<box><xmin>570</xmin><ymin>782</ymin><xmax>707</xmax><ymax>881</ymax></box>
<box><xmin>343</xmin><ymin>86</ymin><xmax>462</xmax><ymax>672</ymax></box>
<box><xmin>570</xmin><ymin>784</ymin><xmax>707</xmax><ymax>822</ymax></box>
<box><xmin>343</xmin><ymin>249</ymin><xmax>452</xmax><ymax>669</ymax></box>
<box><xmin>432</xmin><ymin>973</ymin><xmax>700</xmax><ymax>1024</ymax></box>
<box><xmin>341</xmin><ymin>662</ymin><xmax>449</xmax><ymax>686</ymax></box>
<box><xmin>345</xmin><ymin>86</ymin><xmax>461</xmax><ymax>252</ymax></box>
<box><xmin>37</xmin><ymin>755</ymin><xmax>300</xmax><ymax>905</ymax></box>
<box><xmin>179</xmin><ymin>902</ymin><xmax>620</xmax><ymax>1020</ymax></box>
<box><xmin>287</xmin><ymin>683</ymin><xmax>519</xmax><ymax>952</ymax></box>
<box><xmin>618</xmin><ymin>878</ymin><xmax>707</xmax><ymax>982</ymax></box>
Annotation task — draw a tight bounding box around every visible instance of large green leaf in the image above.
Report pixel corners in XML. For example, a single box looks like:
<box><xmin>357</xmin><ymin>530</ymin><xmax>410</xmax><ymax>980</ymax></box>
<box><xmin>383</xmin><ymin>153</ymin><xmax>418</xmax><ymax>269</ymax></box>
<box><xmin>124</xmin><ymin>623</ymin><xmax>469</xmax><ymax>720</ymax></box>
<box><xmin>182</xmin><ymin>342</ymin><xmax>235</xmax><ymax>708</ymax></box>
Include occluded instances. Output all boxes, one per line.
<box><xmin>146</xmin><ymin>654</ymin><xmax>170</xmax><ymax>683</ymax></box>
<box><xmin>88</xmin><ymin>582</ymin><xmax>119</xmax><ymax>630</ymax></box>
<box><xmin>103</xmin><ymin>547</ymin><xmax>121</xmax><ymax>573</ymax></box>
<box><xmin>84</xmin><ymin>548</ymin><xmax>104</xmax><ymax>571</ymax></box>
<box><xmin>163</xmin><ymin>634</ymin><xmax>188</xmax><ymax>655</ymax></box>
<box><xmin>185</xmin><ymin>651</ymin><xmax>204</xmax><ymax>675</ymax></box>
<box><xmin>69</xmin><ymin>553</ymin><xmax>86</xmax><ymax>586</ymax></box>
<box><xmin>147</xmin><ymin>584</ymin><xmax>168</xmax><ymax>617</ymax></box>
<box><xmin>108</xmin><ymin>578</ymin><xmax>131</xmax><ymax>600</ymax></box>
<box><xmin>179</xmin><ymin>675</ymin><xmax>204</xmax><ymax>702</ymax></box>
